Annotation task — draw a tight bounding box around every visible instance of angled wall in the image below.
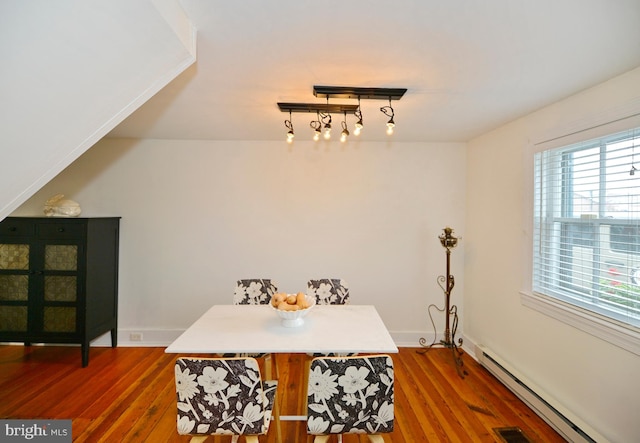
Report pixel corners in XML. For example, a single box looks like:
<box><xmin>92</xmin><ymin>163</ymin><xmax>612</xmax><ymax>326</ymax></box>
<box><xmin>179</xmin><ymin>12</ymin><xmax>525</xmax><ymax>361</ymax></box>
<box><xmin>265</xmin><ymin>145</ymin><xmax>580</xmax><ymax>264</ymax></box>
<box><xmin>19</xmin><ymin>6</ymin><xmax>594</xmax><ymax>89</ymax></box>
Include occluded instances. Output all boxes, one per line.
<box><xmin>0</xmin><ymin>0</ymin><xmax>196</xmax><ymax>219</ymax></box>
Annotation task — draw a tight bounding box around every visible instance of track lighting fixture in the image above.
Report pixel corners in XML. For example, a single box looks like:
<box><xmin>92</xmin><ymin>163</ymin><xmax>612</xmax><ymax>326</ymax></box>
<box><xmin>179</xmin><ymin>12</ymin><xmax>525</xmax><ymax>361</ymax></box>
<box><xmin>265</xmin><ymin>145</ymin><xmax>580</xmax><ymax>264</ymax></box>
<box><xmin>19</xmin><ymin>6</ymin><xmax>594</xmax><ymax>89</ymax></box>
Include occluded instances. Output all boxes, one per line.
<box><xmin>277</xmin><ymin>85</ymin><xmax>406</xmax><ymax>141</ymax></box>
<box><xmin>321</xmin><ymin>112</ymin><xmax>332</xmax><ymax>139</ymax></box>
<box><xmin>380</xmin><ymin>98</ymin><xmax>395</xmax><ymax>135</ymax></box>
<box><xmin>310</xmin><ymin>112</ymin><xmax>322</xmax><ymax>141</ymax></box>
<box><xmin>354</xmin><ymin>98</ymin><xmax>363</xmax><ymax>136</ymax></box>
<box><xmin>322</xmin><ymin>98</ymin><xmax>332</xmax><ymax>140</ymax></box>
<box><xmin>284</xmin><ymin>111</ymin><xmax>294</xmax><ymax>143</ymax></box>
<box><xmin>340</xmin><ymin>112</ymin><xmax>350</xmax><ymax>143</ymax></box>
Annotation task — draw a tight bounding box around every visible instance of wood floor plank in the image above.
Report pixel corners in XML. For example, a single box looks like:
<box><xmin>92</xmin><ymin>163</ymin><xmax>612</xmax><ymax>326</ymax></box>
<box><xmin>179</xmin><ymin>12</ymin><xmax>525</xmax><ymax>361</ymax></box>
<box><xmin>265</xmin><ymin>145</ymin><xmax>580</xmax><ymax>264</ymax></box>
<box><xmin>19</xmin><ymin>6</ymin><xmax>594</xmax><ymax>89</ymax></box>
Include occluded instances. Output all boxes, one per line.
<box><xmin>394</xmin><ymin>353</ymin><xmax>445</xmax><ymax>441</ymax></box>
<box><xmin>75</xmin><ymin>351</ymin><xmax>176</xmax><ymax>442</ymax></box>
<box><xmin>405</xmin><ymin>351</ymin><xmax>471</xmax><ymax>442</ymax></box>
<box><xmin>414</xmin><ymin>349</ymin><xmax>495</xmax><ymax>442</ymax></box>
<box><xmin>55</xmin><ymin>347</ymin><xmax>158</xmax><ymax>419</ymax></box>
<box><xmin>0</xmin><ymin>345</ymin><xmax>566</xmax><ymax>442</ymax></box>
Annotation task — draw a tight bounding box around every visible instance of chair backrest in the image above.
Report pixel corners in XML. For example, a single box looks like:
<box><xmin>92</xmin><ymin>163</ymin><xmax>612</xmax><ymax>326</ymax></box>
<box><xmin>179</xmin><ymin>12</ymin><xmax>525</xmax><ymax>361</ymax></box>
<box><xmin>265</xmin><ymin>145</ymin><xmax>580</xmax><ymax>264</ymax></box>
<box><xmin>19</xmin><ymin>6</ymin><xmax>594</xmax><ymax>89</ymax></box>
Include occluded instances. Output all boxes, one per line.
<box><xmin>234</xmin><ymin>279</ymin><xmax>278</xmax><ymax>305</ymax></box>
<box><xmin>175</xmin><ymin>357</ymin><xmax>276</xmax><ymax>436</ymax></box>
<box><xmin>306</xmin><ymin>354</ymin><xmax>394</xmax><ymax>435</ymax></box>
<box><xmin>307</xmin><ymin>278</ymin><xmax>349</xmax><ymax>305</ymax></box>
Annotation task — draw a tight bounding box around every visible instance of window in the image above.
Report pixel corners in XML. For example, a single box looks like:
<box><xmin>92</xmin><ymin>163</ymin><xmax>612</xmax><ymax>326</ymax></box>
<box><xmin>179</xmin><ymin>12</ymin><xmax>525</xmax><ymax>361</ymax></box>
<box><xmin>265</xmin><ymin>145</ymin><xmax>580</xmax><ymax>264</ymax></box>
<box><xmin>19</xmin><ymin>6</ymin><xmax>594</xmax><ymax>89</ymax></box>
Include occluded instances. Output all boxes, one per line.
<box><xmin>533</xmin><ymin>128</ymin><xmax>640</xmax><ymax>329</ymax></box>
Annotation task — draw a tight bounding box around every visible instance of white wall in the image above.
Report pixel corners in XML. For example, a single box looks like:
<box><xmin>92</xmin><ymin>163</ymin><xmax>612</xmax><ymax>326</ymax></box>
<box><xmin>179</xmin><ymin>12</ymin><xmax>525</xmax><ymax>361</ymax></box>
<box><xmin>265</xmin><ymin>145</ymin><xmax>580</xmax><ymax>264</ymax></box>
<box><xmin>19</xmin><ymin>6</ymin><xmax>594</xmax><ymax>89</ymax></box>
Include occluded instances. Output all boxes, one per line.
<box><xmin>465</xmin><ymin>66</ymin><xmax>640</xmax><ymax>442</ymax></box>
<box><xmin>12</xmin><ymin>139</ymin><xmax>466</xmax><ymax>346</ymax></box>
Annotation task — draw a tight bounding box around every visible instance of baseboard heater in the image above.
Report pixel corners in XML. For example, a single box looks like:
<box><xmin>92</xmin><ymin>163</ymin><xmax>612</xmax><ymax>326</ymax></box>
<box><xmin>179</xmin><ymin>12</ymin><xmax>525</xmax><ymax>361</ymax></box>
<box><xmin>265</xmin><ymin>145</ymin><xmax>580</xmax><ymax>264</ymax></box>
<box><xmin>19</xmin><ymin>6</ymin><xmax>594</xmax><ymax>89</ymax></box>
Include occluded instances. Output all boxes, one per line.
<box><xmin>476</xmin><ymin>345</ymin><xmax>604</xmax><ymax>443</ymax></box>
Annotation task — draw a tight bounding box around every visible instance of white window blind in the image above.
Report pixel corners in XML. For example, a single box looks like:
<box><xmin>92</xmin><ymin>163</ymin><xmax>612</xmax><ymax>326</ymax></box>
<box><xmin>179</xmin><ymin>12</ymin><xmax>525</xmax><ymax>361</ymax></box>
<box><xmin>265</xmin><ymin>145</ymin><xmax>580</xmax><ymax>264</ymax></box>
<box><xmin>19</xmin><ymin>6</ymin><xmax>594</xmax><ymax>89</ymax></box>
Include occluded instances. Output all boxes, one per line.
<box><xmin>533</xmin><ymin>127</ymin><xmax>640</xmax><ymax>328</ymax></box>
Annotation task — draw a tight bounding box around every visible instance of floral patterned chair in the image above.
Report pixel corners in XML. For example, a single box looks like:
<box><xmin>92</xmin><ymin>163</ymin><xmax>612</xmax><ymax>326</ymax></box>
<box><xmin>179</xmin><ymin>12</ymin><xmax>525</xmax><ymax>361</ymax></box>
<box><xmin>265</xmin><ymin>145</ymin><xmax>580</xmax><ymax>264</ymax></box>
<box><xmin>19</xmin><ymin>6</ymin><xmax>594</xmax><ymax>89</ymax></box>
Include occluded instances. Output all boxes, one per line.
<box><xmin>175</xmin><ymin>356</ymin><xmax>281</xmax><ymax>443</ymax></box>
<box><xmin>306</xmin><ymin>354</ymin><xmax>395</xmax><ymax>443</ymax></box>
<box><xmin>228</xmin><ymin>279</ymin><xmax>279</xmax><ymax>378</ymax></box>
<box><xmin>234</xmin><ymin>279</ymin><xmax>278</xmax><ymax>305</ymax></box>
<box><xmin>306</xmin><ymin>278</ymin><xmax>349</xmax><ymax>305</ymax></box>
<box><xmin>304</xmin><ymin>278</ymin><xmax>356</xmax><ymax>441</ymax></box>
<box><xmin>306</xmin><ymin>279</ymin><xmax>354</xmax><ymax>359</ymax></box>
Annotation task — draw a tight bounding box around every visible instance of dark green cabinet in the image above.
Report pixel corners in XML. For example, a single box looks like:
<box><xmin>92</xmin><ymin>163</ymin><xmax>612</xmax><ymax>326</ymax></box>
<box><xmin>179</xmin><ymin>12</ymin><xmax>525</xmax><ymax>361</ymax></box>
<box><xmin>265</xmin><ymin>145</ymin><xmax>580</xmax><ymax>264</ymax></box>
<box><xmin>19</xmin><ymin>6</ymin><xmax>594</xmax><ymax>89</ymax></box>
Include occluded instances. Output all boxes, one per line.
<box><xmin>0</xmin><ymin>217</ymin><xmax>120</xmax><ymax>366</ymax></box>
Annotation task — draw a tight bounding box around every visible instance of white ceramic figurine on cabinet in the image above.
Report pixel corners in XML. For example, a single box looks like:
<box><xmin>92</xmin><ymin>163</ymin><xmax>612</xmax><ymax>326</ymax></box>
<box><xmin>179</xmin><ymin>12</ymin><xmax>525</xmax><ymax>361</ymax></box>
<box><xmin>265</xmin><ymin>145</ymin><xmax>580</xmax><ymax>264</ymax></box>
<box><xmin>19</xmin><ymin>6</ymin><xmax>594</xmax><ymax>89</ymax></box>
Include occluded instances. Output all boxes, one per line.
<box><xmin>43</xmin><ymin>194</ymin><xmax>82</xmax><ymax>217</ymax></box>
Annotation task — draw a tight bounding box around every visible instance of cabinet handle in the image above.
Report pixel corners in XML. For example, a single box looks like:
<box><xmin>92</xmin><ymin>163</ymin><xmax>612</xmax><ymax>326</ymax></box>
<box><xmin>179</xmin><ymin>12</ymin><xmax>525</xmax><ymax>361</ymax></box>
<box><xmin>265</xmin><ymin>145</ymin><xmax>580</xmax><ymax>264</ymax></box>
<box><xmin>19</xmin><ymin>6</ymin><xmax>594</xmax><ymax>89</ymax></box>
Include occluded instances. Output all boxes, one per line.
<box><xmin>58</xmin><ymin>228</ymin><xmax>65</xmax><ymax>233</ymax></box>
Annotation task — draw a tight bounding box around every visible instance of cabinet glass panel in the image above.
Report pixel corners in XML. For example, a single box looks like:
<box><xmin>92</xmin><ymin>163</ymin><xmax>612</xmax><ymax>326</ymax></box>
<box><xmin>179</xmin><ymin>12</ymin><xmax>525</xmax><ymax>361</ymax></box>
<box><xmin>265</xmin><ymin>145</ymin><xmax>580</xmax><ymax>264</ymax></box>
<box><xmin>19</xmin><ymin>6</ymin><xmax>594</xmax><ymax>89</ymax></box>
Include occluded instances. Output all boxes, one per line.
<box><xmin>0</xmin><ymin>306</ymin><xmax>27</xmax><ymax>331</ymax></box>
<box><xmin>44</xmin><ymin>245</ymin><xmax>77</xmax><ymax>271</ymax></box>
<box><xmin>43</xmin><ymin>307</ymin><xmax>76</xmax><ymax>332</ymax></box>
<box><xmin>0</xmin><ymin>244</ymin><xmax>29</xmax><ymax>270</ymax></box>
<box><xmin>44</xmin><ymin>276</ymin><xmax>77</xmax><ymax>302</ymax></box>
<box><xmin>0</xmin><ymin>275</ymin><xmax>29</xmax><ymax>301</ymax></box>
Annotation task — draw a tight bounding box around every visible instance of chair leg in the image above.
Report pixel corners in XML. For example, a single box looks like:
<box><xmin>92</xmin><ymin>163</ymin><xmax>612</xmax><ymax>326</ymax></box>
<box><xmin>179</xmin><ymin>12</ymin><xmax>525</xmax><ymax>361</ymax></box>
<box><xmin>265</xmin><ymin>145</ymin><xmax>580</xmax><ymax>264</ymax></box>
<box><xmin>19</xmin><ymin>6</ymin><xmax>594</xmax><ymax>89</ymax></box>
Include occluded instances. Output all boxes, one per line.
<box><xmin>189</xmin><ymin>437</ymin><xmax>209</xmax><ymax>443</ymax></box>
<box><xmin>265</xmin><ymin>354</ymin><xmax>272</xmax><ymax>380</ymax></box>
<box><xmin>366</xmin><ymin>435</ymin><xmax>385</xmax><ymax>443</ymax></box>
<box><xmin>272</xmin><ymin>382</ymin><xmax>282</xmax><ymax>443</ymax></box>
<box><xmin>271</xmin><ymin>353</ymin><xmax>279</xmax><ymax>378</ymax></box>
<box><xmin>231</xmin><ymin>436</ymin><xmax>239</xmax><ymax>443</ymax></box>
<box><xmin>246</xmin><ymin>437</ymin><xmax>259</xmax><ymax>443</ymax></box>
<box><xmin>313</xmin><ymin>436</ymin><xmax>330</xmax><ymax>443</ymax></box>
<box><xmin>302</xmin><ymin>357</ymin><xmax>312</xmax><ymax>414</ymax></box>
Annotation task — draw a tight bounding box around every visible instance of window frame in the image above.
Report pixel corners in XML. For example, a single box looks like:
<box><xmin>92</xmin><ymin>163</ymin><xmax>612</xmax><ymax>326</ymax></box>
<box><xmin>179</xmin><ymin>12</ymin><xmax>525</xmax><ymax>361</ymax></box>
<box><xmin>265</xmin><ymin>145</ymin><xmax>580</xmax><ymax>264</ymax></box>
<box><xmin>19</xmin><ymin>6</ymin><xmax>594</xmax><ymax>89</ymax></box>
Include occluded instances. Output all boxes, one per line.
<box><xmin>522</xmin><ymin>116</ymin><xmax>640</xmax><ymax>357</ymax></box>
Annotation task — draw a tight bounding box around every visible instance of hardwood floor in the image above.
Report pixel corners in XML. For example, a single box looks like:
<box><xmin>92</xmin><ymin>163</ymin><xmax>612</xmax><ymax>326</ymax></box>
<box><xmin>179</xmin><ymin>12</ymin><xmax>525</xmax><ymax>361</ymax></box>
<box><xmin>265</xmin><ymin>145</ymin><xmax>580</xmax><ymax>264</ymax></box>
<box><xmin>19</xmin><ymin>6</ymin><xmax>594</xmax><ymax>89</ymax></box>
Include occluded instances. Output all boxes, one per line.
<box><xmin>0</xmin><ymin>345</ymin><xmax>565</xmax><ymax>442</ymax></box>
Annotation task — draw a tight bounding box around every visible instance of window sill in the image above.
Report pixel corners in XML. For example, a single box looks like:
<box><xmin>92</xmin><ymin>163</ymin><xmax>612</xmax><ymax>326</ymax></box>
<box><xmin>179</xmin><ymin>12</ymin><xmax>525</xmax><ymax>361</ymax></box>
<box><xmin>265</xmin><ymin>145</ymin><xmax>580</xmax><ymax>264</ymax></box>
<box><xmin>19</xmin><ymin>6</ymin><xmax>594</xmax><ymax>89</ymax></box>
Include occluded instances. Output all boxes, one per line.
<box><xmin>520</xmin><ymin>291</ymin><xmax>640</xmax><ymax>357</ymax></box>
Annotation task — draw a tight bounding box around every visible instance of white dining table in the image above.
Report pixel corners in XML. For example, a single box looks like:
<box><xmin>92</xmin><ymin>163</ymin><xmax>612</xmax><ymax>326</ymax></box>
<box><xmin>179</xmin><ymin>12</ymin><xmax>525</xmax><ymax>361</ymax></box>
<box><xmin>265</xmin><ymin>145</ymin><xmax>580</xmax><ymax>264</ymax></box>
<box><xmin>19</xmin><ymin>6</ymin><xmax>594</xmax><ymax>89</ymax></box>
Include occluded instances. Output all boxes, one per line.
<box><xmin>165</xmin><ymin>304</ymin><xmax>398</xmax><ymax>355</ymax></box>
<box><xmin>165</xmin><ymin>304</ymin><xmax>397</xmax><ymax>428</ymax></box>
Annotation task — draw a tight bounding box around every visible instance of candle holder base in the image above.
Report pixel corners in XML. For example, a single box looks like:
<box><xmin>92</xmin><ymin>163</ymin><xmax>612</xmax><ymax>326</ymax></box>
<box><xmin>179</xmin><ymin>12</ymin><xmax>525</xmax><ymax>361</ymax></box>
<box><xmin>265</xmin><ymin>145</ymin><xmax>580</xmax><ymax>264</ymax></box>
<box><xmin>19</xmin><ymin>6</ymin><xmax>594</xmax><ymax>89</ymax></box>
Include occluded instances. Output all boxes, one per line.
<box><xmin>418</xmin><ymin>305</ymin><xmax>467</xmax><ymax>378</ymax></box>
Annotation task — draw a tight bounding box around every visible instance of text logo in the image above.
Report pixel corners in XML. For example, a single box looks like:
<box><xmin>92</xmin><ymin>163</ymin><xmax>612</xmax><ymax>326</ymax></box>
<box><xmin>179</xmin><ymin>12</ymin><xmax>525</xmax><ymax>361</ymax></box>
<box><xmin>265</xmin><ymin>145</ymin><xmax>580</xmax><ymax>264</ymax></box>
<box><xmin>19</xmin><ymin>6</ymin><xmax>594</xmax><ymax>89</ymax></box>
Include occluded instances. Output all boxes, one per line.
<box><xmin>0</xmin><ymin>420</ymin><xmax>71</xmax><ymax>442</ymax></box>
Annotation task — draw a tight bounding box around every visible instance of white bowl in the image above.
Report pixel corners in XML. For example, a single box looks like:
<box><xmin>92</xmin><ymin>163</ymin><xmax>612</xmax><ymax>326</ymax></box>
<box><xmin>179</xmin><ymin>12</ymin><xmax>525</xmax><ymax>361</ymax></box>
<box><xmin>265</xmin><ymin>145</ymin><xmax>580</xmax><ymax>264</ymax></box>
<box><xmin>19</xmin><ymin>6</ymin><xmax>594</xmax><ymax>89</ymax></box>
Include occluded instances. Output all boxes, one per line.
<box><xmin>270</xmin><ymin>295</ymin><xmax>316</xmax><ymax>327</ymax></box>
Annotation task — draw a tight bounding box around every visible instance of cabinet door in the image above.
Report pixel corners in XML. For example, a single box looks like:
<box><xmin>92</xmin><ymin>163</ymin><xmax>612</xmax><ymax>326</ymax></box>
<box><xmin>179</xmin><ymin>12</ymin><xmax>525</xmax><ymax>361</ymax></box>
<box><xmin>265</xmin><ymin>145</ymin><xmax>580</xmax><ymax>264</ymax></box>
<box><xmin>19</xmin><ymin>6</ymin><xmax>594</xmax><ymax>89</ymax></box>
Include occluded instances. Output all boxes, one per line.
<box><xmin>42</xmin><ymin>243</ymin><xmax>79</xmax><ymax>333</ymax></box>
<box><xmin>0</xmin><ymin>242</ymin><xmax>30</xmax><ymax>332</ymax></box>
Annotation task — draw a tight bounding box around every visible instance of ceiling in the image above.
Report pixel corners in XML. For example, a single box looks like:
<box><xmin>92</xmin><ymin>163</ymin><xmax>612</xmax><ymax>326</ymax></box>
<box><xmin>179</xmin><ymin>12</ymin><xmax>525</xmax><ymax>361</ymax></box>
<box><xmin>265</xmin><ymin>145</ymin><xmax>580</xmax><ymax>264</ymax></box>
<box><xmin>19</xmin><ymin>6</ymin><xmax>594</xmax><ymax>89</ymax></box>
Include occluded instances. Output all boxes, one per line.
<box><xmin>108</xmin><ymin>0</ymin><xmax>640</xmax><ymax>143</ymax></box>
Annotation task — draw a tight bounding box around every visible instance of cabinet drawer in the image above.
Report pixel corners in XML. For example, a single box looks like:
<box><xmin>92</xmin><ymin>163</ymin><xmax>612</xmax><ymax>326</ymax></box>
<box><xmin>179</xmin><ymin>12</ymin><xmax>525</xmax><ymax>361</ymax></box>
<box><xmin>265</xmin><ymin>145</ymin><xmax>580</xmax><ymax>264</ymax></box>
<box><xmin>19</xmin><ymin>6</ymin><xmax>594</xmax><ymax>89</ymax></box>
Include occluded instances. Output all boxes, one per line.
<box><xmin>38</xmin><ymin>223</ymin><xmax>85</xmax><ymax>239</ymax></box>
<box><xmin>0</xmin><ymin>220</ymin><xmax>35</xmax><ymax>237</ymax></box>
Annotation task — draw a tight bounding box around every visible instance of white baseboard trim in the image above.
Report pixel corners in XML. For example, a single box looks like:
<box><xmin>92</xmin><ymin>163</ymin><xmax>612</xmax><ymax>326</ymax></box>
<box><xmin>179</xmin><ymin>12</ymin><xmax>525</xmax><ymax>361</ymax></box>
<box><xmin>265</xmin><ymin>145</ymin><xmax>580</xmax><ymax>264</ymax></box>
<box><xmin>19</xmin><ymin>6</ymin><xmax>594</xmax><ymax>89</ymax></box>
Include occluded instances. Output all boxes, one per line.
<box><xmin>476</xmin><ymin>344</ymin><xmax>606</xmax><ymax>443</ymax></box>
<box><xmin>90</xmin><ymin>328</ymin><xmax>185</xmax><ymax>347</ymax></box>
<box><xmin>3</xmin><ymin>329</ymin><xmax>478</xmax><ymax>354</ymax></box>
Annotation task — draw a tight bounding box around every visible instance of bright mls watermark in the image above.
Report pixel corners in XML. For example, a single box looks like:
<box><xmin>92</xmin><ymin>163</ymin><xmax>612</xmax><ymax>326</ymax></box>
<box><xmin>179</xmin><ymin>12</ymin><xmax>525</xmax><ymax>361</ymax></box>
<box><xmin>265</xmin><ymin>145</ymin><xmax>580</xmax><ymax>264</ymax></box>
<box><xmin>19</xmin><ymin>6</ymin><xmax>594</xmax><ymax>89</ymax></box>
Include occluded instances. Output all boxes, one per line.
<box><xmin>0</xmin><ymin>420</ymin><xmax>71</xmax><ymax>442</ymax></box>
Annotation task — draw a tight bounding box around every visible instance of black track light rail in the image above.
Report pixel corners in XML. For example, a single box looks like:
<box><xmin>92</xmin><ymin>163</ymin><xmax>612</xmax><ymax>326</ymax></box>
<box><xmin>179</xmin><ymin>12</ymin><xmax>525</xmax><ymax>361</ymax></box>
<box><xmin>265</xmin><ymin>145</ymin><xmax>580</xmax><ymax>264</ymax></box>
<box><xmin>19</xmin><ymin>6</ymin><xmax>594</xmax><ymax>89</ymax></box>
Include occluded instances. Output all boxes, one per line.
<box><xmin>277</xmin><ymin>103</ymin><xmax>360</xmax><ymax>114</ymax></box>
<box><xmin>313</xmin><ymin>86</ymin><xmax>407</xmax><ymax>100</ymax></box>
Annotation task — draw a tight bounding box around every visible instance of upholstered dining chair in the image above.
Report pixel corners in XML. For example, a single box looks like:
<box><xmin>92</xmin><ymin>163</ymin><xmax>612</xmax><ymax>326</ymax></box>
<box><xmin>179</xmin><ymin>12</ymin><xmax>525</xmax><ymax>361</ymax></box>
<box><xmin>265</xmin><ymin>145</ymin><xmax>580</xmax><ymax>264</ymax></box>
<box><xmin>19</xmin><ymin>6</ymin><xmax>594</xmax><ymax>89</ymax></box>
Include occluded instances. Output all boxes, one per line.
<box><xmin>306</xmin><ymin>278</ymin><xmax>349</xmax><ymax>305</ymax></box>
<box><xmin>228</xmin><ymin>279</ymin><xmax>279</xmax><ymax>379</ymax></box>
<box><xmin>306</xmin><ymin>278</ymin><xmax>354</xmax><ymax>357</ymax></box>
<box><xmin>306</xmin><ymin>354</ymin><xmax>395</xmax><ymax>443</ymax></box>
<box><xmin>234</xmin><ymin>279</ymin><xmax>278</xmax><ymax>305</ymax></box>
<box><xmin>304</xmin><ymin>277</ymin><xmax>356</xmax><ymax>438</ymax></box>
<box><xmin>175</xmin><ymin>356</ymin><xmax>281</xmax><ymax>443</ymax></box>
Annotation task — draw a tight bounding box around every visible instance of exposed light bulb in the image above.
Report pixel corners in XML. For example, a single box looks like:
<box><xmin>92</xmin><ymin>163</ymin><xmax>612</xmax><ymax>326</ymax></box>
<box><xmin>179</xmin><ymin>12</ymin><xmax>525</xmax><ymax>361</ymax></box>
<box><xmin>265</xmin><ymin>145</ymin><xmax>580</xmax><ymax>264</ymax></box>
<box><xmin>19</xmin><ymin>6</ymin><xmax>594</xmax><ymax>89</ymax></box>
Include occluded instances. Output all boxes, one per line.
<box><xmin>386</xmin><ymin>120</ymin><xmax>395</xmax><ymax>135</ymax></box>
<box><xmin>354</xmin><ymin>102</ymin><xmax>363</xmax><ymax>136</ymax></box>
<box><xmin>310</xmin><ymin>116</ymin><xmax>322</xmax><ymax>142</ymax></box>
<box><xmin>324</xmin><ymin>124</ymin><xmax>331</xmax><ymax>140</ymax></box>
<box><xmin>284</xmin><ymin>112</ymin><xmax>294</xmax><ymax>144</ymax></box>
<box><xmin>354</xmin><ymin>121</ymin><xmax>363</xmax><ymax>136</ymax></box>
<box><xmin>340</xmin><ymin>116</ymin><xmax>349</xmax><ymax>142</ymax></box>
